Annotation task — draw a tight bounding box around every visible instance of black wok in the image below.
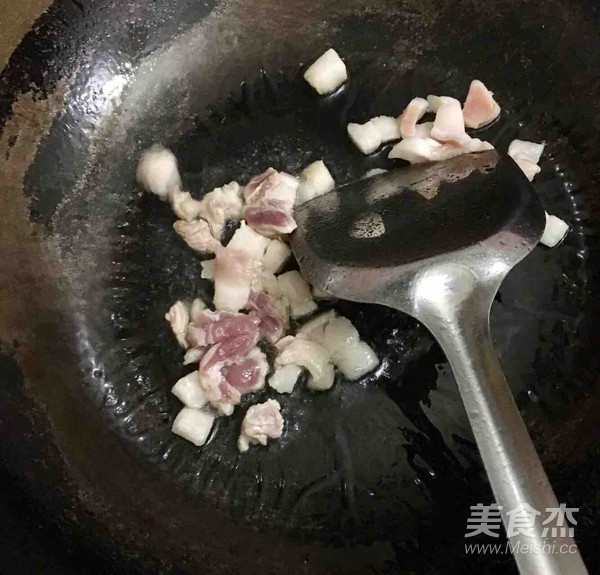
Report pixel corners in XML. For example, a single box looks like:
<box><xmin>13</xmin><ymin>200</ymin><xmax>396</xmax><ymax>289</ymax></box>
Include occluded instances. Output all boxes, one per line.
<box><xmin>1</xmin><ymin>0</ymin><xmax>600</xmax><ymax>573</ymax></box>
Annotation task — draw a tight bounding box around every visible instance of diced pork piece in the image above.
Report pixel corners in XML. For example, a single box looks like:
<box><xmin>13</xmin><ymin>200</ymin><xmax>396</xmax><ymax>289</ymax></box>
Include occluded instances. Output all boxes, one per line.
<box><xmin>198</xmin><ymin>181</ymin><xmax>243</xmax><ymax>238</ymax></box>
<box><xmin>269</xmin><ymin>364</ymin><xmax>303</xmax><ymax>394</ymax></box>
<box><xmin>347</xmin><ymin>121</ymin><xmax>381</xmax><ymax>155</ymax></box>
<box><xmin>296</xmin><ymin>160</ymin><xmax>336</xmax><ymax>205</ymax></box>
<box><xmin>297</xmin><ymin>310</ymin><xmax>336</xmax><ymax>344</ymax></box>
<box><xmin>276</xmin><ymin>336</ymin><xmax>335</xmax><ymax>391</ymax></box>
<box><xmin>278</xmin><ymin>171</ymin><xmax>300</xmax><ymax>190</ymax></box>
<box><xmin>303</xmin><ymin>48</ymin><xmax>347</xmax><ymax>95</ymax></box>
<box><xmin>222</xmin><ymin>347</ymin><xmax>269</xmax><ymax>393</ymax></box>
<box><xmin>277</xmin><ymin>270</ymin><xmax>318</xmax><ymax>319</ymax></box>
<box><xmin>200</xmin><ymin>259</ymin><xmax>215</xmax><ymax>281</ymax></box>
<box><xmin>244</xmin><ymin>168</ymin><xmax>277</xmax><ymax>199</ymax></box>
<box><xmin>508</xmin><ymin>139</ymin><xmax>545</xmax><ymax>182</ymax></box>
<box><xmin>430</xmin><ymin>97</ymin><xmax>470</xmax><ymax>145</ymax></box>
<box><xmin>237</xmin><ymin>399</ymin><xmax>284</xmax><ymax>453</ymax></box>
<box><xmin>299</xmin><ymin>312</ymin><xmax>379</xmax><ymax>380</ymax></box>
<box><xmin>508</xmin><ymin>140</ymin><xmax>545</xmax><ymax>164</ymax></box>
<box><xmin>172</xmin><ymin>408</ymin><xmax>215</xmax><ymax>446</ymax></box>
<box><xmin>323</xmin><ymin>316</ymin><xmax>379</xmax><ymax>380</ymax></box>
<box><xmin>171</xmin><ymin>371</ymin><xmax>207</xmax><ymax>408</ymax></box>
<box><xmin>348</xmin><ymin>115</ymin><xmax>402</xmax><ymax>155</ymax></box>
<box><xmin>165</xmin><ymin>301</ymin><xmax>190</xmax><ymax>348</ymax></box>
<box><xmin>247</xmin><ymin>185</ymin><xmax>297</xmax><ymax>211</ymax></box>
<box><xmin>136</xmin><ymin>144</ymin><xmax>181</xmax><ymax>201</ymax></box>
<box><xmin>334</xmin><ymin>340</ymin><xmax>379</xmax><ymax>379</ymax></box>
<box><xmin>399</xmin><ymin>97</ymin><xmax>429</xmax><ymax>139</ymax></box>
<box><xmin>371</xmin><ymin>116</ymin><xmax>402</xmax><ymax>142</ymax></box>
<box><xmin>462</xmin><ymin>80</ymin><xmax>501</xmax><ymax>129</ymax></box>
<box><xmin>243</xmin><ymin>169</ymin><xmax>298</xmax><ymax>237</ymax></box>
<box><xmin>190</xmin><ymin>297</ymin><xmax>207</xmax><ymax>321</ymax></box>
<box><xmin>262</xmin><ymin>239</ymin><xmax>291</xmax><ymax>274</ymax></box>
<box><xmin>246</xmin><ymin>290</ymin><xmax>289</xmax><ymax>343</ymax></box>
<box><xmin>174</xmin><ymin>219</ymin><xmax>221</xmax><ymax>254</ymax></box>
<box><xmin>246</xmin><ymin>176</ymin><xmax>298</xmax><ymax>209</ymax></box>
<box><xmin>540</xmin><ymin>213</ymin><xmax>569</xmax><ymax>247</ymax></box>
<box><xmin>388</xmin><ymin>137</ymin><xmax>445</xmax><ymax>163</ymax></box>
<box><xmin>427</xmin><ymin>95</ymin><xmax>443</xmax><ymax>113</ymax></box>
<box><xmin>244</xmin><ymin>169</ymin><xmax>298</xmax><ymax>207</ymax></box>
<box><xmin>253</xmin><ymin>270</ymin><xmax>290</xmax><ymax>314</ymax></box>
<box><xmin>227</xmin><ymin>220</ymin><xmax>271</xmax><ymax>260</ymax></box>
<box><xmin>200</xmin><ymin>332</ymin><xmax>258</xmax><ymax>373</ymax></box>
<box><xmin>389</xmin><ymin>137</ymin><xmax>444</xmax><ymax>163</ymax></box>
<box><xmin>388</xmin><ymin>137</ymin><xmax>493</xmax><ymax>164</ymax></box>
<box><xmin>243</xmin><ymin>206</ymin><xmax>297</xmax><ymax>236</ymax></box>
<box><xmin>186</xmin><ymin>310</ymin><xmax>260</xmax><ymax>348</ymax></box>
<box><xmin>170</xmin><ymin>188</ymin><xmax>203</xmax><ymax>221</ymax></box>
<box><xmin>183</xmin><ymin>347</ymin><xmax>206</xmax><ymax>365</ymax></box>
<box><xmin>213</xmin><ymin>247</ymin><xmax>256</xmax><ymax>311</ymax></box>
<box><xmin>198</xmin><ymin>332</ymin><xmax>259</xmax><ymax>405</ymax></box>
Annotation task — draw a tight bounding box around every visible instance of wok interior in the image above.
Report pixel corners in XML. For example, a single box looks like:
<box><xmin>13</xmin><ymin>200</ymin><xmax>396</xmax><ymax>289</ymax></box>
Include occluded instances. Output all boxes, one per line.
<box><xmin>2</xmin><ymin>0</ymin><xmax>600</xmax><ymax>573</ymax></box>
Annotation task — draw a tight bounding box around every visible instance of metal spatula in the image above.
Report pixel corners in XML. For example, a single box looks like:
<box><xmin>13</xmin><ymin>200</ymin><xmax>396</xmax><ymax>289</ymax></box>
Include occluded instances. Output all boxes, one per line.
<box><xmin>291</xmin><ymin>150</ymin><xmax>588</xmax><ymax>575</ymax></box>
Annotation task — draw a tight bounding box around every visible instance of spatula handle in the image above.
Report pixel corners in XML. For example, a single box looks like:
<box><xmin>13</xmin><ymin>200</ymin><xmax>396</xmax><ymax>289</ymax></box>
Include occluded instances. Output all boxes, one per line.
<box><xmin>414</xmin><ymin>265</ymin><xmax>588</xmax><ymax>575</ymax></box>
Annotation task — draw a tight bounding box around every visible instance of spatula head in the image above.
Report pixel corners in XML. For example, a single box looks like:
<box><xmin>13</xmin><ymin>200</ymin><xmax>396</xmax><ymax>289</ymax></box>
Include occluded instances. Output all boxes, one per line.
<box><xmin>291</xmin><ymin>151</ymin><xmax>546</xmax><ymax>307</ymax></box>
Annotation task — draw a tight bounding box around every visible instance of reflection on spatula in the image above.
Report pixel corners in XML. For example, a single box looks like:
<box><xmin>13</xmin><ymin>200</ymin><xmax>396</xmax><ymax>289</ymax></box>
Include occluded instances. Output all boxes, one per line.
<box><xmin>291</xmin><ymin>151</ymin><xmax>588</xmax><ymax>575</ymax></box>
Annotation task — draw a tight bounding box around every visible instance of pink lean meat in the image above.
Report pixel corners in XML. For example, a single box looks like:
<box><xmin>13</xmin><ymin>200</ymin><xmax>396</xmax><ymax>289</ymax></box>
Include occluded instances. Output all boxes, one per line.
<box><xmin>186</xmin><ymin>310</ymin><xmax>260</xmax><ymax>348</ymax></box>
<box><xmin>242</xmin><ymin>169</ymin><xmax>299</xmax><ymax>236</ymax></box>
<box><xmin>222</xmin><ymin>347</ymin><xmax>269</xmax><ymax>393</ymax></box>
<box><xmin>246</xmin><ymin>290</ymin><xmax>289</xmax><ymax>343</ymax></box>
<box><xmin>462</xmin><ymin>80</ymin><xmax>501</xmax><ymax>129</ymax></box>
<box><xmin>197</xmin><ymin>332</ymin><xmax>260</xmax><ymax>407</ymax></box>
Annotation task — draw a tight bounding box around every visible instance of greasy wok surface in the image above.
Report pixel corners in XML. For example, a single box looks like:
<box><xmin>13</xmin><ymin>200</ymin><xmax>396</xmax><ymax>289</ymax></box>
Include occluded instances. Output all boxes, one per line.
<box><xmin>1</xmin><ymin>0</ymin><xmax>600</xmax><ymax>573</ymax></box>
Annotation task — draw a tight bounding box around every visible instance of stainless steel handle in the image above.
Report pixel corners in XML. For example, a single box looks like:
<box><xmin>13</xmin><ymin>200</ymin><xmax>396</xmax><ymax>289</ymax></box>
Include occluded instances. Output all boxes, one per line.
<box><xmin>413</xmin><ymin>265</ymin><xmax>588</xmax><ymax>575</ymax></box>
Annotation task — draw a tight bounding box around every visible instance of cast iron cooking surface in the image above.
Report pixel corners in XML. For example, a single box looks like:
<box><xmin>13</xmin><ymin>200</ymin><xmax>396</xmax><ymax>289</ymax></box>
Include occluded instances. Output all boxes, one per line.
<box><xmin>88</xmin><ymin>61</ymin><xmax>594</xmax><ymax>539</ymax></box>
<box><xmin>2</xmin><ymin>0</ymin><xmax>600</xmax><ymax>573</ymax></box>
